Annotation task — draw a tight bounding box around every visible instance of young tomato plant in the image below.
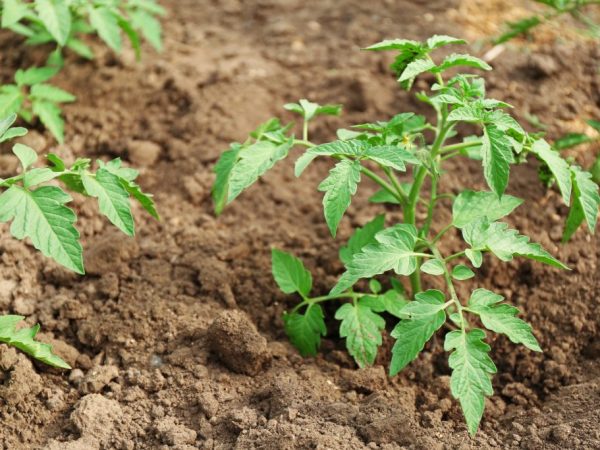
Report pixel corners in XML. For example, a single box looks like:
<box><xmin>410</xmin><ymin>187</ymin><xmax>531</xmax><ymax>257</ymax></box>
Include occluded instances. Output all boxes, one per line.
<box><xmin>0</xmin><ymin>0</ymin><xmax>165</xmax><ymax>62</ymax></box>
<box><xmin>212</xmin><ymin>36</ymin><xmax>600</xmax><ymax>435</ymax></box>
<box><xmin>495</xmin><ymin>0</ymin><xmax>600</xmax><ymax>43</ymax></box>
<box><xmin>0</xmin><ymin>113</ymin><xmax>157</xmax><ymax>368</ymax></box>
<box><xmin>0</xmin><ymin>66</ymin><xmax>75</xmax><ymax>143</ymax></box>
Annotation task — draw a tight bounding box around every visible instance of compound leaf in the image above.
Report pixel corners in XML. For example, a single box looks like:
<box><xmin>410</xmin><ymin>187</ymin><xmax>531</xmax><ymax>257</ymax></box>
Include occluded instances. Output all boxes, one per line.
<box><xmin>81</xmin><ymin>168</ymin><xmax>135</xmax><ymax>236</ymax></box>
<box><xmin>390</xmin><ymin>290</ymin><xmax>446</xmax><ymax>375</ymax></box>
<box><xmin>30</xmin><ymin>84</ymin><xmax>76</xmax><ymax>103</ymax></box>
<box><xmin>467</xmin><ymin>288</ymin><xmax>541</xmax><ymax>352</ymax></box>
<box><xmin>339</xmin><ymin>214</ymin><xmax>385</xmax><ymax>265</ymax></box>
<box><xmin>0</xmin><ymin>185</ymin><xmax>83</xmax><ymax>273</ymax></box>
<box><xmin>462</xmin><ymin>219</ymin><xmax>567</xmax><ymax>269</ymax></box>
<box><xmin>295</xmin><ymin>139</ymin><xmax>365</xmax><ymax>176</ymax></box>
<box><xmin>89</xmin><ymin>6</ymin><xmax>122</xmax><ymax>52</ymax></box>
<box><xmin>531</xmin><ymin>139</ymin><xmax>572</xmax><ymax>205</ymax></box>
<box><xmin>335</xmin><ymin>302</ymin><xmax>385</xmax><ymax>368</ymax></box>
<box><xmin>452</xmin><ymin>190</ymin><xmax>523</xmax><ymax>228</ymax></box>
<box><xmin>318</xmin><ymin>159</ymin><xmax>361</xmax><ymax>237</ymax></box>
<box><xmin>283</xmin><ymin>305</ymin><xmax>326</xmax><ymax>357</ymax></box>
<box><xmin>435</xmin><ymin>54</ymin><xmax>492</xmax><ymax>73</ymax></box>
<box><xmin>331</xmin><ymin>224</ymin><xmax>418</xmax><ymax>295</ymax></box>
<box><xmin>445</xmin><ymin>329</ymin><xmax>496</xmax><ymax>436</ymax></box>
<box><xmin>32</xmin><ymin>100</ymin><xmax>65</xmax><ymax>143</ymax></box>
<box><xmin>271</xmin><ymin>248</ymin><xmax>312</xmax><ymax>296</ymax></box>
<box><xmin>0</xmin><ymin>315</ymin><xmax>70</xmax><ymax>368</ymax></box>
<box><xmin>563</xmin><ymin>166</ymin><xmax>600</xmax><ymax>242</ymax></box>
<box><xmin>426</xmin><ymin>35</ymin><xmax>466</xmax><ymax>49</ymax></box>
<box><xmin>35</xmin><ymin>0</ymin><xmax>71</xmax><ymax>46</ymax></box>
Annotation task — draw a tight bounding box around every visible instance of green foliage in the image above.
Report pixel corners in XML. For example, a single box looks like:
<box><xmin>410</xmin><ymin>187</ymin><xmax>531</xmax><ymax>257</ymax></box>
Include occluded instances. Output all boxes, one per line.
<box><xmin>212</xmin><ymin>35</ymin><xmax>598</xmax><ymax>436</ymax></box>
<box><xmin>0</xmin><ymin>115</ymin><xmax>157</xmax><ymax>366</ymax></box>
<box><xmin>0</xmin><ymin>65</ymin><xmax>73</xmax><ymax>142</ymax></box>
<box><xmin>0</xmin><ymin>0</ymin><xmax>165</xmax><ymax>58</ymax></box>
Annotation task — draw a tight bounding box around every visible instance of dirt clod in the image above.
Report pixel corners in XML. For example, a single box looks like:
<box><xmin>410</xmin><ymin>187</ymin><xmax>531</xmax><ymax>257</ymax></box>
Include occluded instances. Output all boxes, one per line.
<box><xmin>154</xmin><ymin>416</ymin><xmax>197</xmax><ymax>445</ymax></box>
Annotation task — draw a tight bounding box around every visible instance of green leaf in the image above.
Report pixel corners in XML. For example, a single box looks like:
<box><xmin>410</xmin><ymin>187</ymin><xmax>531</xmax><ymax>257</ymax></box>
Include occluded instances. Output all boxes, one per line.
<box><xmin>0</xmin><ymin>315</ymin><xmax>70</xmax><ymax>369</ymax></box>
<box><xmin>339</xmin><ymin>214</ymin><xmax>385</xmax><ymax>265</ymax></box>
<box><xmin>227</xmin><ymin>138</ymin><xmax>294</xmax><ymax>203</ymax></box>
<box><xmin>12</xmin><ymin>143</ymin><xmax>38</xmax><ymax>170</ymax></box>
<box><xmin>465</xmin><ymin>249</ymin><xmax>483</xmax><ymax>268</ymax></box>
<box><xmin>360</xmin><ymin>289</ymin><xmax>408</xmax><ymax>319</ymax></box>
<box><xmin>2</xmin><ymin>0</ymin><xmax>28</xmax><ymax>27</ymax></box>
<box><xmin>398</xmin><ymin>58</ymin><xmax>436</xmax><ymax>85</ymax></box>
<box><xmin>587</xmin><ymin>119</ymin><xmax>600</xmax><ymax>133</ymax></box>
<box><xmin>335</xmin><ymin>303</ymin><xmax>385</xmax><ymax>368</ymax></box>
<box><xmin>447</xmin><ymin>104</ymin><xmax>485</xmax><ymax>122</ymax></box>
<box><xmin>364</xmin><ymin>38</ymin><xmax>423</xmax><ymax>52</ymax></box>
<box><xmin>435</xmin><ymin>54</ymin><xmax>491</xmax><ymax>73</ymax></box>
<box><xmin>318</xmin><ymin>159</ymin><xmax>361</xmax><ymax>237</ymax></box>
<box><xmin>452</xmin><ymin>190</ymin><xmax>523</xmax><ymax>228</ymax></box>
<box><xmin>0</xmin><ymin>185</ymin><xmax>83</xmax><ymax>273</ymax></box>
<box><xmin>295</xmin><ymin>139</ymin><xmax>365</xmax><ymax>176</ymax></box>
<box><xmin>400</xmin><ymin>289</ymin><xmax>446</xmax><ymax>319</ymax></box>
<box><xmin>445</xmin><ymin>329</ymin><xmax>497</xmax><ymax>436</ymax></box>
<box><xmin>14</xmin><ymin>66</ymin><xmax>58</xmax><ymax>86</ymax></box>
<box><xmin>467</xmin><ymin>289</ymin><xmax>541</xmax><ymax>352</ymax></box>
<box><xmin>0</xmin><ymin>85</ymin><xmax>25</xmax><ymax>117</ymax></box>
<box><xmin>23</xmin><ymin>168</ymin><xmax>60</xmax><ymax>187</ymax></box>
<box><xmin>81</xmin><ymin>168</ymin><xmax>135</xmax><ymax>236</ymax></box>
<box><xmin>553</xmin><ymin>133</ymin><xmax>592</xmax><ymax>150</ymax></box>
<box><xmin>284</xmin><ymin>99</ymin><xmax>342</xmax><ymax>121</ymax></box>
<box><xmin>495</xmin><ymin>16</ymin><xmax>541</xmax><ymax>44</ymax></box>
<box><xmin>30</xmin><ymin>84</ymin><xmax>75</xmax><ymax>103</ymax></box>
<box><xmin>369</xmin><ymin>278</ymin><xmax>382</xmax><ymax>294</ymax></box>
<box><xmin>462</xmin><ymin>219</ymin><xmax>568</xmax><ymax>269</ymax></box>
<box><xmin>331</xmin><ymin>224</ymin><xmax>418</xmax><ymax>295</ymax></box>
<box><xmin>129</xmin><ymin>9</ymin><xmax>162</xmax><ymax>52</ymax></box>
<box><xmin>530</xmin><ymin>139</ymin><xmax>572</xmax><ymax>205</ymax></box>
<box><xmin>212</xmin><ymin>143</ymin><xmax>242</xmax><ymax>215</ymax></box>
<box><xmin>89</xmin><ymin>6</ymin><xmax>122</xmax><ymax>52</ymax></box>
<box><xmin>0</xmin><ymin>126</ymin><xmax>27</xmax><ymax>143</ymax></box>
<box><xmin>390</xmin><ymin>290</ymin><xmax>446</xmax><ymax>375</ymax></box>
<box><xmin>271</xmin><ymin>249</ymin><xmax>312</xmax><ymax>296</ymax></box>
<box><xmin>363</xmin><ymin>145</ymin><xmax>420</xmax><ymax>170</ymax></box>
<box><xmin>32</xmin><ymin>100</ymin><xmax>65</xmax><ymax>143</ymax></box>
<box><xmin>66</xmin><ymin>38</ymin><xmax>94</xmax><ymax>59</ymax></box>
<box><xmin>0</xmin><ymin>114</ymin><xmax>18</xmax><ymax>136</ymax></box>
<box><xmin>283</xmin><ymin>305</ymin><xmax>326</xmax><ymax>357</ymax></box>
<box><xmin>368</xmin><ymin>188</ymin><xmax>401</xmax><ymax>205</ymax></box>
<box><xmin>420</xmin><ymin>259</ymin><xmax>444</xmax><ymax>276</ymax></box>
<box><xmin>35</xmin><ymin>0</ymin><xmax>71</xmax><ymax>46</ymax></box>
<box><xmin>452</xmin><ymin>264</ymin><xmax>475</xmax><ymax>280</ymax></box>
<box><xmin>426</xmin><ymin>35</ymin><xmax>466</xmax><ymax>49</ymax></box>
<box><xmin>482</xmin><ymin>124</ymin><xmax>512</xmax><ymax>197</ymax></box>
<box><xmin>563</xmin><ymin>166</ymin><xmax>600</xmax><ymax>242</ymax></box>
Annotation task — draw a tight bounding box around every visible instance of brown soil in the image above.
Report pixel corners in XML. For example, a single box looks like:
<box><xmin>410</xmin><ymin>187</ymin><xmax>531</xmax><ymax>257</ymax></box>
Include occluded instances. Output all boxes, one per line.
<box><xmin>0</xmin><ymin>0</ymin><xmax>599</xmax><ymax>449</ymax></box>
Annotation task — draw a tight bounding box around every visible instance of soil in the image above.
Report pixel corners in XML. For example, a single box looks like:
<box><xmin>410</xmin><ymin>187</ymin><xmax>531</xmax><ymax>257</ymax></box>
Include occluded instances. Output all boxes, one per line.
<box><xmin>0</xmin><ymin>0</ymin><xmax>599</xmax><ymax>449</ymax></box>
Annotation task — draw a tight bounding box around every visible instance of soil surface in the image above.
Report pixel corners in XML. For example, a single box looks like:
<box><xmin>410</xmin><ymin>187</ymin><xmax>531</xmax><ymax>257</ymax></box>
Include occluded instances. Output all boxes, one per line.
<box><xmin>0</xmin><ymin>0</ymin><xmax>599</xmax><ymax>449</ymax></box>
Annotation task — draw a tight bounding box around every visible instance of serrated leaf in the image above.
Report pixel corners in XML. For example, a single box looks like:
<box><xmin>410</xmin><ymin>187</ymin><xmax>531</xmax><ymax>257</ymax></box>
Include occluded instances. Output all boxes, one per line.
<box><xmin>129</xmin><ymin>9</ymin><xmax>162</xmax><ymax>51</ymax></box>
<box><xmin>0</xmin><ymin>185</ymin><xmax>83</xmax><ymax>273</ymax></box>
<box><xmin>339</xmin><ymin>214</ymin><xmax>385</xmax><ymax>265</ymax></box>
<box><xmin>271</xmin><ymin>249</ymin><xmax>312</xmax><ymax>296</ymax></box>
<box><xmin>12</xmin><ymin>143</ymin><xmax>38</xmax><ymax>170</ymax></box>
<box><xmin>462</xmin><ymin>219</ymin><xmax>567</xmax><ymax>269</ymax></box>
<box><xmin>452</xmin><ymin>264</ymin><xmax>475</xmax><ymax>280</ymax></box>
<box><xmin>452</xmin><ymin>190</ymin><xmax>523</xmax><ymax>228</ymax></box>
<box><xmin>447</xmin><ymin>104</ymin><xmax>484</xmax><ymax>122</ymax></box>
<box><xmin>212</xmin><ymin>143</ymin><xmax>242</xmax><ymax>215</ymax></box>
<box><xmin>553</xmin><ymin>133</ymin><xmax>592</xmax><ymax>150</ymax></box>
<box><xmin>445</xmin><ymin>329</ymin><xmax>497</xmax><ymax>436</ymax></box>
<box><xmin>66</xmin><ymin>38</ymin><xmax>94</xmax><ymax>59</ymax></box>
<box><xmin>530</xmin><ymin>139</ymin><xmax>571</xmax><ymax>205</ymax></box>
<box><xmin>563</xmin><ymin>166</ymin><xmax>600</xmax><ymax>242</ymax></box>
<box><xmin>35</xmin><ymin>0</ymin><xmax>71</xmax><ymax>46</ymax></box>
<box><xmin>30</xmin><ymin>84</ymin><xmax>76</xmax><ymax>103</ymax></box>
<box><xmin>32</xmin><ymin>100</ymin><xmax>65</xmax><ymax>143</ymax></box>
<box><xmin>426</xmin><ymin>35</ymin><xmax>466</xmax><ymax>49</ymax></box>
<box><xmin>14</xmin><ymin>66</ymin><xmax>58</xmax><ymax>86</ymax></box>
<box><xmin>363</xmin><ymin>145</ymin><xmax>419</xmax><ymax>170</ymax></box>
<box><xmin>390</xmin><ymin>290</ymin><xmax>446</xmax><ymax>375</ymax></box>
<box><xmin>0</xmin><ymin>315</ymin><xmax>70</xmax><ymax>368</ymax></box>
<box><xmin>421</xmin><ymin>259</ymin><xmax>444</xmax><ymax>276</ymax></box>
<box><xmin>482</xmin><ymin>124</ymin><xmax>512</xmax><ymax>197</ymax></box>
<box><xmin>81</xmin><ymin>169</ymin><xmax>135</xmax><ymax>236</ymax></box>
<box><xmin>398</xmin><ymin>58</ymin><xmax>436</xmax><ymax>84</ymax></box>
<box><xmin>2</xmin><ymin>0</ymin><xmax>28</xmax><ymax>27</ymax></box>
<box><xmin>368</xmin><ymin>188</ymin><xmax>401</xmax><ymax>205</ymax></box>
<box><xmin>283</xmin><ymin>305</ymin><xmax>326</xmax><ymax>357</ymax></box>
<box><xmin>400</xmin><ymin>289</ymin><xmax>446</xmax><ymax>319</ymax></box>
<box><xmin>465</xmin><ymin>249</ymin><xmax>483</xmax><ymax>268</ymax></box>
<box><xmin>318</xmin><ymin>159</ymin><xmax>361</xmax><ymax>237</ymax></box>
<box><xmin>335</xmin><ymin>302</ymin><xmax>385</xmax><ymax>368</ymax></box>
<box><xmin>89</xmin><ymin>6</ymin><xmax>122</xmax><ymax>52</ymax></box>
<box><xmin>0</xmin><ymin>85</ymin><xmax>25</xmax><ymax>117</ymax></box>
<box><xmin>364</xmin><ymin>38</ymin><xmax>423</xmax><ymax>52</ymax></box>
<box><xmin>295</xmin><ymin>139</ymin><xmax>365</xmax><ymax>176</ymax></box>
<box><xmin>467</xmin><ymin>289</ymin><xmax>541</xmax><ymax>352</ymax></box>
<box><xmin>227</xmin><ymin>138</ymin><xmax>293</xmax><ymax>203</ymax></box>
<box><xmin>435</xmin><ymin>54</ymin><xmax>492</xmax><ymax>73</ymax></box>
<box><xmin>23</xmin><ymin>168</ymin><xmax>61</xmax><ymax>187</ymax></box>
<box><xmin>331</xmin><ymin>224</ymin><xmax>418</xmax><ymax>295</ymax></box>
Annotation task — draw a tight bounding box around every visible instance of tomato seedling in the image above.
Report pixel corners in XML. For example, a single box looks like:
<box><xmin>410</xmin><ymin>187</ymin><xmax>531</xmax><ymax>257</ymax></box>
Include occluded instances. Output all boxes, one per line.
<box><xmin>212</xmin><ymin>36</ymin><xmax>599</xmax><ymax>435</ymax></box>
<box><xmin>0</xmin><ymin>113</ymin><xmax>158</xmax><ymax>369</ymax></box>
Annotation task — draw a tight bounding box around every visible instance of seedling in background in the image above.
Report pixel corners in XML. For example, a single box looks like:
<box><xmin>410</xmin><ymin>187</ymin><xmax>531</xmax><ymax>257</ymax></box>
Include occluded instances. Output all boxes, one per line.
<box><xmin>0</xmin><ymin>113</ymin><xmax>157</xmax><ymax>368</ymax></box>
<box><xmin>0</xmin><ymin>0</ymin><xmax>165</xmax><ymax>62</ymax></box>
<box><xmin>212</xmin><ymin>36</ymin><xmax>599</xmax><ymax>435</ymax></box>
<box><xmin>495</xmin><ymin>0</ymin><xmax>600</xmax><ymax>44</ymax></box>
<box><xmin>0</xmin><ymin>66</ymin><xmax>75</xmax><ymax>143</ymax></box>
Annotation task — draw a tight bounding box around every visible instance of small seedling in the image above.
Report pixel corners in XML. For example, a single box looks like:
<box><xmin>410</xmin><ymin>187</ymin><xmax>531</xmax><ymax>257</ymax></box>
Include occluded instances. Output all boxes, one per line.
<box><xmin>0</xmin><ymin>66</ymin><xmax>75</xmax><ymax>143</ymax></box>
<box><xmin>212</xmin><ymin>36</ymin><xmax>600</xmax><ymax>435</ymax></box>
<box><xmin>0</xmin><ymin>113</ymin><xmax>158</xmax><ymax>368</ymax></box>
<box><xmin>495</xmin><ymin>0</ymin><xmax>600</xmax><ymax>44</ymax></box>
<box><xmin>0</xmin><ymin>0</ymin><xmax>165</xmax><ymax>62</ymax></box>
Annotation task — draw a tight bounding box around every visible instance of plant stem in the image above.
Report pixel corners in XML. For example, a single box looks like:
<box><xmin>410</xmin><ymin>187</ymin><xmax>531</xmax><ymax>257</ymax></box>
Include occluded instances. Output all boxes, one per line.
<box><xmin>445</xmin><ymin>251</ymin><xmax>466</xmax><ymax>262</ymax></box>
<box><xmin>382</xmin><ymin>166</ymin><xmax>408</xmax><ymax>204</ymax></box>
<box><xmin>440</xmin><ymin>140</ymin><xmax>480</xmax><ymax>154</ymax></box>
<box><xmin>303</xmin><ymin>120</ymin><xmax>309</xmax><ymax>142</ymax></box>
<box><xmin>420</xmin><ymin>174</ymin><xmax>438</xmax><ymax>238</ymax></box>
<box><xmin>361</xmin><ymin>166</ymin><xmax>405</xmax><ymax>205</ymax></box>
<box><xmin>430</xmin><ymin>245</ymin><xmax>466</xmax><ymax>330</ymax></box>
<box><xmin>293</xmin><ymin>139</ymin><xmax>315</xmax><ymax>148</ymax></box>
<box><xmin>431</xmin><ymin>223</ymin><xmax>453</xmax><ymax>244</ymax></box>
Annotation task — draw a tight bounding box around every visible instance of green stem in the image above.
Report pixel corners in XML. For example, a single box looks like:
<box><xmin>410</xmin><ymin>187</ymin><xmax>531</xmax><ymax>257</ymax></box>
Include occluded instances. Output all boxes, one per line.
<box><xmin>381</xmin><ymin>166</ymin><xmax>408</xmax><ymax>204</ymax></box>
<box><xmin>430</xmin><ymin>245</ymin><xmax>466</xmax><ymax>330</ymax></box>
<box><xmin>420</xmin><ymin>174</ymin><xmax>438</xmax><ymax>238</ymax></box>
<box><xmin>361</xmin><ymin>166</ymin><xmax>404</xmax><ymax>205</ymax></box>
<box><xmin>432</xmin><ymin>223</ymin><xmax>453</xmax><ymax>244</ymax></box>
<box><xmin>293</xmin><ymin>139</ymin><xmax>315</xmax><ymax>148</ymax></box>
<box><xmin>302</xmin><ymin>120</ymin><xmax>309</xmax><ymax>142</ymax></box>
<box><xmin>440</xmin><ymin>140</ymin><xmax>481</xmax><ymax>154</ymax></box>
<box><xmin>445</xmin><ymin>251</ymin><xmax>466</xmax><ymax>262</ymax></box>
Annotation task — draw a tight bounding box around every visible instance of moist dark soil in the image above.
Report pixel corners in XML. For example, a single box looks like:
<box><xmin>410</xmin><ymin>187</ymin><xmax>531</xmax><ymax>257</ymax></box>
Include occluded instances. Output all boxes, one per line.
<box><xmin>0</xmin><ymin>1</ymin><xmax>599</xmax><ymax>449</ymax></box>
